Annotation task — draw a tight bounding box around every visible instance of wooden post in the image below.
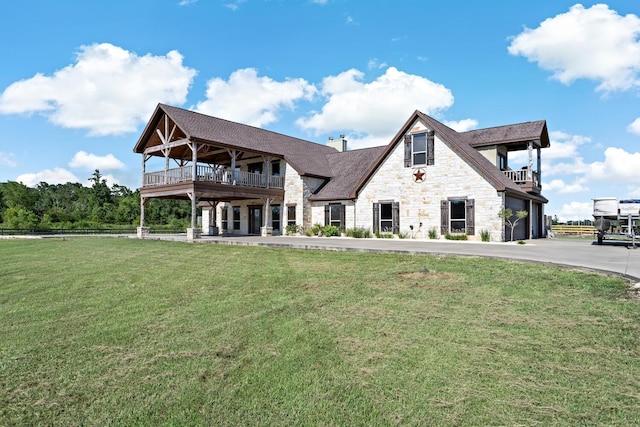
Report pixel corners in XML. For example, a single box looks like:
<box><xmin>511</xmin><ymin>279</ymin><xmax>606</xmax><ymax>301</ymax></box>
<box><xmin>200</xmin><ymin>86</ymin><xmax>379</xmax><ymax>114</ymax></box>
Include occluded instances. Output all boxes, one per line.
<box><xmin>527</xmin><ymin>141</ymin><xmax>533</xmax><ymax>181</ymax></box>
<box><xmin>261</xmin><ymin>197</ymin><xmax>273</xmax><ymax>236</ymax></box>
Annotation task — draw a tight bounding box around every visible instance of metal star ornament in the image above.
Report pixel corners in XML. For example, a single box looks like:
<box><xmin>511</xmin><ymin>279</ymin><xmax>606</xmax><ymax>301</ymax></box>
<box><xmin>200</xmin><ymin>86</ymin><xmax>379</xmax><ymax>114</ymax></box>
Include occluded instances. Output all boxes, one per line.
<box><xmin>413</xmin><ymin>168</ymin><xmax>426</xmax><ymax>183</ymax></box>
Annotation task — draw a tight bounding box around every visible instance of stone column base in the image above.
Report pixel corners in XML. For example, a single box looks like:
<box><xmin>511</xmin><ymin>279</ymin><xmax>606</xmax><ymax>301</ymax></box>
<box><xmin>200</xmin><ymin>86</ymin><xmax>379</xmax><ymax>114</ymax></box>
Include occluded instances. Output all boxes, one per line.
<box><xmin>137</xmin><ymin>226</ymin><xmax>150</xmax><ymax>238</ymax></box>
<box><xmin>187</xmin><ymin>228</ymin><xmax>202</xmax><ymax>240</ymax></box>
<box><xmin>261</xmin><ymin>226</ymin><xmax>273</xmax><ymax>237</ymax></box>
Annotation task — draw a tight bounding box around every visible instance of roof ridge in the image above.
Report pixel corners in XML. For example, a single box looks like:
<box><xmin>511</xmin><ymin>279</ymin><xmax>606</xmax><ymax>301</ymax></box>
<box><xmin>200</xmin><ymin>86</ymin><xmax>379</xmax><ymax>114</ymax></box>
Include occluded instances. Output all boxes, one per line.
<box><xmin>161</xmin><ymin>103</ymin><xmax>335</xmax><ymax>151</ymax></box>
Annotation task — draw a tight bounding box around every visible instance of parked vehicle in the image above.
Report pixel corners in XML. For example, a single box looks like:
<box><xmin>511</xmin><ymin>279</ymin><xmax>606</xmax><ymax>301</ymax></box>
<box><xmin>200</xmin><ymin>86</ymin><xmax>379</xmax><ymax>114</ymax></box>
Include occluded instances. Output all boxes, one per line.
<box><xmin>593</xmin><ymin>197</ymin><xmax>640</xmax><ymax>245</ymax></box>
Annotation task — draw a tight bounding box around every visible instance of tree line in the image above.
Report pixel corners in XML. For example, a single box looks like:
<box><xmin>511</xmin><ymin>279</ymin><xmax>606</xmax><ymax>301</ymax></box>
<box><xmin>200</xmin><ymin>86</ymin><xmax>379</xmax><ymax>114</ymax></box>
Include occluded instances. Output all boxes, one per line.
<box><xmin>0</xmin><ymin>170</ymin><xmax>191</xmax><ymax>230</ymax></box>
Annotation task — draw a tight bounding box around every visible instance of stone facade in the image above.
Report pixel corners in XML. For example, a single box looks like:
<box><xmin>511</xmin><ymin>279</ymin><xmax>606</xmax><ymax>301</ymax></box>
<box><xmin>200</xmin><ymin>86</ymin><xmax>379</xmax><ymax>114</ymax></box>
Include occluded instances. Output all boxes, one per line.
<box><xmin>310</xmin><ymin>118</ymin><xmax>505</xmax><ymax>241</ymax></box>
<box><xmin>196</xmin><ymin>116</ymin><xmax>546</xmax><ymax>242</ymax></box>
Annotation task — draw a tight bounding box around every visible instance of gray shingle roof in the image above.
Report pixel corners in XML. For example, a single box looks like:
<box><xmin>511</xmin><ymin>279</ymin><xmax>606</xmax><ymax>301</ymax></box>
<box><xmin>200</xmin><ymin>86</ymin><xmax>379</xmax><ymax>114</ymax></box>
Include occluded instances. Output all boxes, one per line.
<box><xmin>135</xmin><ymin>104</ymin><xmax>337</xmax><ymax>178</ymax></box>
<box><xmin>310</xmin><ymin>146</ymin><xmax>387</xmax><ymax>201</ymax></box>
<box><xmin>463</xmin><ymin>120</ymin><xmax>550</xmax><ymax>148</ymax></box>
<box><xmin>348</xmin><ymin>110</ymin><xmax>549</xmax><ymax>203</ymax></box>
<box><xmin>134</xmin><ymin>104</ymin><xmax>549</xmax><ymax>203</ymax></box>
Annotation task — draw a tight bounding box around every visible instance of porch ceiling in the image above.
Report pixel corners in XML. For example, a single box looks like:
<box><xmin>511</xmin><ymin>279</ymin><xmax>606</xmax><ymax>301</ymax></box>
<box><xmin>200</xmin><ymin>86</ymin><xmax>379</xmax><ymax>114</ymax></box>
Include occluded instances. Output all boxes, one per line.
<box><xmin>140</xmin><ymin>181</ymin><xmax>284</xmax><ymax>202</ymax></box>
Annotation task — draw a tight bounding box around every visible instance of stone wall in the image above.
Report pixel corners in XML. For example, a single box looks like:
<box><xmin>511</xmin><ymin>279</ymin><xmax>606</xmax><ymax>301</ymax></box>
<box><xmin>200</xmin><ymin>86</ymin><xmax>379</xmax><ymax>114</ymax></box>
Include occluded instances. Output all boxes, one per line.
<box><xmin>313</xmin><ymin>118</ymin><xmax>506</xmax><ymax>241</ymax></box>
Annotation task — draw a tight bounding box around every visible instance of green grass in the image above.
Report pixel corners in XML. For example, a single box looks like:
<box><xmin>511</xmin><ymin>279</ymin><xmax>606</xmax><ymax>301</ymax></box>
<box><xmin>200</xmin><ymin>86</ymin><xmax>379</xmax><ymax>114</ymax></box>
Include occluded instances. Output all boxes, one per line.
<box><xmin>1</xmin><ymin>238</ymin><xmax>639</xmax><ymax>426</ymax></box>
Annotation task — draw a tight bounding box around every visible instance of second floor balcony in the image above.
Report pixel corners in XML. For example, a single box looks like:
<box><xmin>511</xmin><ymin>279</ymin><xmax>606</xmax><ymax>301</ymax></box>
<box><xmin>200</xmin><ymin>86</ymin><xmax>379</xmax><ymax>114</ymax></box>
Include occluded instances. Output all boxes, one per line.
<box><xmin>143</xmin><ymin>165</ymin><xmax>284</xmax><ymax>190</ymax></box>
<box><xmin>503</xmin><ymin>168</ymin><xmax>540</xmax><ymax>194</ymax></box>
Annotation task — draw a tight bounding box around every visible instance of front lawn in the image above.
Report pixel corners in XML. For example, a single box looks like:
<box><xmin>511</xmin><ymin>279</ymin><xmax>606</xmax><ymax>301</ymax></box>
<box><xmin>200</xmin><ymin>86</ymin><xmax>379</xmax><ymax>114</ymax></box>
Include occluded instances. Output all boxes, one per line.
<box><xmin>1</xmin><ymin>238</ymin><xmax>638</xmax><ymax>426</ymax></box>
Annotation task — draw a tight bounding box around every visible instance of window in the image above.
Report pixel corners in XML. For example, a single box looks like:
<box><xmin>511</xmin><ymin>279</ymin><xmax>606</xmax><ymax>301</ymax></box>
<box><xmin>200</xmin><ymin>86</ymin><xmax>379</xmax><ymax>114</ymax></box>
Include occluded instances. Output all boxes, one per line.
<box><xmin>450</xmin><ymin>200</ymin><xmax>466</xmax><ymax>233</ymax></box>
<box><xmin>404</xmin><ymin>131</ymin><xmax>435</xmax><ymax>167</ymax></box>
<box><xmin>272</xmin><ymin>204</ymin><xmax>281</xmax><ymax>231</ymax></box>
<box><xmin>221</xmin><ymin>207</ymin><xmax>228</xmax><ymax>231</ymax></box>
<box><xmin>380</xmin><ymin>203</ymin><xmax>393</xmax><ymax>232</ymax></box>
<box><xmin>287</xmin><ymin>204</ymin><xmax>296</xmax><ymax>227</ymax></box>
<box><xmin>248</xmin><ymin>162</ymin><xmax>262</xmax><ymax>174</ymax></box>
<box><xmin>233</xmin><ymin>206</ymin><xmax>241</xmax><ymax>230</ymax></box>
<box><xmin>412</xmin><ymin>133</ymin><xmax>427</xmax><ymax>165</ymax></box>
<box><xmin>498</xmin><ymin>151</ymin><xmax>508</xmax><ymax>171</ymax></box>
<box><xmin>271</xmin><ymin>161</ymin><xmax>280</xmax><ymax>176</ymax></box>
<box><xmin>373</xmin><ymin>202</ymin><xmax>399</xmax><ymax>234</ymax></box>
<box><xmin>324</xmin><ymin>203</ymin><xmax>345</xmax><ymax>231</ymax></box>
<box><xmin>440</xmin><ymin>198</ymin><xmax>475</xmax><ymax>235</ymax></box>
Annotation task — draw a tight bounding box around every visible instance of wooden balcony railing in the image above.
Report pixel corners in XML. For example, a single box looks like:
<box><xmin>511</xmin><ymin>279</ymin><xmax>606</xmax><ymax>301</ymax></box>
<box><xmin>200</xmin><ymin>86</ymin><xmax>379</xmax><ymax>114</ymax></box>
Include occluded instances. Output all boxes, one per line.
<box><xmin>503</xmin><ymin>169</ymin><xmax>539</xmax><ymax>187</ymax></box>
<box><xmin>143</xmin><ymin>165</ymin><xmax>284</xmax><ymax>190</ymax></box>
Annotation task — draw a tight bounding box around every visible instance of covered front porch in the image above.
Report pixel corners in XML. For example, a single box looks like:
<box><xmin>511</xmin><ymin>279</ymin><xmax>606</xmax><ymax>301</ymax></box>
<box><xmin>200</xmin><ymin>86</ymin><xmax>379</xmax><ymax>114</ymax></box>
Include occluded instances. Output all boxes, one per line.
<box><xmin>135</xmin><ymin>105</ymin><xmax>286</xmax><ymax>239</ymax></box>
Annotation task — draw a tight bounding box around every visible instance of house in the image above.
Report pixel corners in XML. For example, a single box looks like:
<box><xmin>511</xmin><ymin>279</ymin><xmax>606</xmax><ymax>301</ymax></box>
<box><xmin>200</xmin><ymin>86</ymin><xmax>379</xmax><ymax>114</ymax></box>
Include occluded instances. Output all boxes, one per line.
<box><xmin>133</xmin><ymin>104</ymin><xmax>549</xmax><ymax>241</ymax></box>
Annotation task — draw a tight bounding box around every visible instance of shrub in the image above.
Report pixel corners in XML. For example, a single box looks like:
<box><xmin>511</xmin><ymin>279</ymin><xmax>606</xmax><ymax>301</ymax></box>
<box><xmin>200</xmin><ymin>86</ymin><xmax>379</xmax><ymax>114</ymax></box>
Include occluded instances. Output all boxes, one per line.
<box><xmin>375</xmin><ymin>232</ymin><xmax>393</xmax><ymax>239</ymax></box>
<box><xmin>308</xmin><ymin>223</ymin><xmax>324</xmax><ymax>236</ymax></box>
<box><xmin>445</xmin><ymin>233</ymin><xmax>468</xmax><ymax>240</ymax></box>
<box><xmin>345</xmin><ymin>227</ymin><xmax>371</xmax><ymax>238</ymax></box>
<box><xmin>398</xmin><ymin>231</ymin><xmax>409</xmax><ymax>239</ymax></box>
<box><xmin>322</xmin><ymin>225</ymin><xmax>341</xmax><ymax>237</ymax></box>
<box><xmin>285</xmin><ymin>224</ymin><xmax>301</xmax><ymax>235</ymax></box>
<box><xmin>480</xmin><ymin>229</ymin><xmax>491</xmax><ymax>242</ymax></box>
<box><xmin>428</xmin><ymin>228</ymin><xmax>438</xmax><ymax>239</ymax></box>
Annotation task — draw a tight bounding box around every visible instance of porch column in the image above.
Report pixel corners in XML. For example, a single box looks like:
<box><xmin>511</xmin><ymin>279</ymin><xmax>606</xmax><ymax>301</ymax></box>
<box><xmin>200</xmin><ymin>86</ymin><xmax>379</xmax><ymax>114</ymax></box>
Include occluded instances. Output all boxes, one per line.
<box><xmin>187</xmin><ymin>191</ymin><xmax>201</xmax><ymax>240</ymax></box>
<box><xmin>529</xmin><ymin>199</ymin><xmax>533</xmax><ymax>239</ymax></box>
<box><xmin>527</xmin><ymin>141</ymin><xmax>533</xmax><ymax>181</ymax></box>
<box><xmin>137</xmin><ymin>197</ymin><xmax>149</xmax><ymax>238</ymax></box>
<box><xmin>231</xmin><ymin>149</ymin><xmax>237</xmax><ymax>185</ymax></box>
<box><xmin>537</xmin><ymin>147</ymin><xmax>541</xmax><ymax>185</ymax></box>
<box><xmin>191</xmin><ymin>140</ymin><xmax>198</xmax><ymax>181</ymax></box>
<box><xmin>263</xmin><ymin>156</ymin><xmax>271</xmax><ymax>188</ymax></box>
<box><xmin>261</xmin><ymin>197</ymin><xmax>273</xmax><ymax>236</ymax></box>
<box><xmin>208</xmin><ymin>201</ymin><xmax>219</xmax><ymax>235</ymax></box>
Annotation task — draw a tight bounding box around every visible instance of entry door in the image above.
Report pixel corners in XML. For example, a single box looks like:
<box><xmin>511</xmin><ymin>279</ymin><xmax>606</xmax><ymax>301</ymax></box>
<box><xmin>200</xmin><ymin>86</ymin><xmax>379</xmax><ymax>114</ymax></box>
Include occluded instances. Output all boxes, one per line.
<box><xmin>249</xmin><ymin>206</ymin><xmax>262</xmax><ymax>235</ymax></box>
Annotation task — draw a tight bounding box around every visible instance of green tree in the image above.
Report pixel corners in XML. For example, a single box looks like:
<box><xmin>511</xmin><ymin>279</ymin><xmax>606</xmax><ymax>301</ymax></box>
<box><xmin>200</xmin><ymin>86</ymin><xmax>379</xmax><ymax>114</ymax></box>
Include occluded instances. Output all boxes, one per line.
<box><xmin>498</xmin><ymin>207</ymin><xmax>528</xmax><ymax>242</ymax></box>
<box><xmin>3</xmin><ymin>207</ymin><xmax>39</xmax><ymax>229</ymax></box>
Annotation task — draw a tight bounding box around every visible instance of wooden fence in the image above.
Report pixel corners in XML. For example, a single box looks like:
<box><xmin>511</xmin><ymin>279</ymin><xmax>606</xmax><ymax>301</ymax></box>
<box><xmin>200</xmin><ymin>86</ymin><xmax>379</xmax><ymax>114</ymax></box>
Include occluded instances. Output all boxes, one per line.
<box><xmin>551</xmin><ymin>225</ymin><xmax>596</xmax><ymax>236</ymax></box>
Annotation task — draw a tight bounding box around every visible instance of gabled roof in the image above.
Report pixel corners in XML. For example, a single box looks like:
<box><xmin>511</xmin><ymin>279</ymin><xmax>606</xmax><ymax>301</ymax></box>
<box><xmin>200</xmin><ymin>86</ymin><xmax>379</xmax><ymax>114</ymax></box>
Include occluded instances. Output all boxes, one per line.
<box><xmin>463</xmin><ymin>120</ymin><xmax>550</xmax><ymax>149</ymax></box>
<box><xmin>347</xmin><ymin>110</ymin><xmax>548</xmax><ymax>203</ymax></box>
<box><xmin>309</xmin><ymin>146</ymin><xmax>387</xmax><ymax>201</ymax></box>
<box><xmin>134</xmin><ymin>104</ymin><xmax>337</xmax><ymax>178</ymax></box>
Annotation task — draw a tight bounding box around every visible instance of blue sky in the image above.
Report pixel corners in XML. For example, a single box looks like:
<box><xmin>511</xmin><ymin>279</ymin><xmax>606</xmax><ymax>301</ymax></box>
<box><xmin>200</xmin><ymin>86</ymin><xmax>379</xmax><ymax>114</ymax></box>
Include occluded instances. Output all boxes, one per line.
<box><xmin>0</xmin><ymin>1</ymin><xmax>639</xmax><ymax>221</ymax></box>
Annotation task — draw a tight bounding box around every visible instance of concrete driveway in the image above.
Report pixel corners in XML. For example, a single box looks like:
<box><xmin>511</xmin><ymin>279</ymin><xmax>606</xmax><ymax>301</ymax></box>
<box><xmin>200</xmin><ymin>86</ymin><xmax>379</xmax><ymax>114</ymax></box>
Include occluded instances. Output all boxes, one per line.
<box><xmin>183</xmin><ymin>235</ymin><xmax>640</xmax><ymax>283</ymax></box>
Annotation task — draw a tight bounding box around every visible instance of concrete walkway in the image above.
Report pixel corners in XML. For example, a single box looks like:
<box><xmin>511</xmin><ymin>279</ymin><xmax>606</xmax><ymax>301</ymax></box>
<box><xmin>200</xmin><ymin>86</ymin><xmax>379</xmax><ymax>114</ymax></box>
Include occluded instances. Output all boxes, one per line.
<box><xmin>152</xmin><ymin>234</ymin><xmax>640</xmax><ymax>283</ymax></box>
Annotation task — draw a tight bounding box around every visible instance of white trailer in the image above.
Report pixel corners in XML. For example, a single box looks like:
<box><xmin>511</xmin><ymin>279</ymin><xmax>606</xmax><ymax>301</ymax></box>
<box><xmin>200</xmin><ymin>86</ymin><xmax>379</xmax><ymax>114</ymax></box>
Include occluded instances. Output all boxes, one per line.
<box><xmin>593</xmin><ymin>197</ymin><xmax>640</xmax><ymax>245</ymax></box>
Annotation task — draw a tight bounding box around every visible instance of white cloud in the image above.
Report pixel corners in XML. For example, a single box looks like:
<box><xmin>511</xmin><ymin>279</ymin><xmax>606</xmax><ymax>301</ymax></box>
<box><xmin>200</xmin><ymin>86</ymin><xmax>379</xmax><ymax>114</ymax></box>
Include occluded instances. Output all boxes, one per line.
<box><xmin>546</xmin><ymin>131</ymin><xmax>591</xmax><ymax>160</ymax></box>
<box><xmin>508</xmin><ymin>4</ymin><xmax>640</xmax><ymax>93</ymax></box>
<box><xmin>0</xmin><ymin>152</ymin><xmax>17</xmax><ymax>167</ymax></box>
<box><xmin>556</xmin><ymin>201</ymin><xmax>593</xmax><ymax>222</ymax></box>
<box><xmin>296</xmin><ymin>67</ymin><xmax>454</xmax><ymax>148</ymax></box>
<box><xmin>0</xmin><ymin>43</ymin><xmax>196</xmax><ymax>136</ymax></box>
<box><xmin>445</xmin><ymin>118</ymin><xmax>478</xmax><ymax>132</ymax></box>
<box><xmin>224</xmin><ymin>0</ymin><xmax>246</xmax><ymax>11</ymax></box>
<box><xmin>16</xmin><ymin>168</ymin><xmax>81</xmax><ymax>187</ymax></box>
<box><xmin>195</xmin><ymin>68</ymin><xmax>316</xmax><ymax>128</ymax></box>
<box><xmin>544</xmin><ymin>178</ymin><xmax>588</xmax><ymax>194</ymax></box>
<box><xmin>367</xmin><ymin>59</ymin><xmax>388</xmax><ymax>70</ymax></box>
<box><xmin>585</xmin><ymin>146</ymin><xmax>640</xmax><ymax>182</ymax></box>
<box><xmin>69</xmin><ymin>151</ymin><xmax>125</xmax><ymax>171</ymax></box>
<box><xmin>627</xmin><ymin>117</ymin><xmax>640</xmax><ymax>135</ymax></box>
<box><xmin>178</xmin><ymin>0</ymin><xmax>197</xmax><ymax>5</ymax></box>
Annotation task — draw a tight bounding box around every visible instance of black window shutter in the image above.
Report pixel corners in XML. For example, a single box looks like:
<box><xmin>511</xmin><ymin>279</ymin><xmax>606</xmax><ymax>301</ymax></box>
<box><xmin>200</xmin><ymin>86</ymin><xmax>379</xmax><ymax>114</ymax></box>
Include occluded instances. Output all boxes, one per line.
<box><xmin>427</xmin><ymin>131</ymin><xmax>435</xmax><ymax>165</ymax></box>
<box><xmin>339</xmin><ymin>205</ymin><xmax>346</xmax><ymax>232</ymax></box>
<box><xmin>392</xmin><ymin>201</ymin><xmax>400</xmax><ymax>234</ymax></box>
<box><xmin>404</xmin><ymin>134</ymin><xmax>412</xmax><ymax>167</ymax></box>
<box><xmin>440</xmin><ymin>200</ymin><xmax>449</xmax><ymax>235</ymax></box>
<box><xmin>466</xmin><ymin>199</ymin><xmax>475</xmax><ymax>236</ymax></box>
<box><xmin>372</xmin><ymin>203</ymin><xmax>380</xmax><ymax>234</ymax></box>
<box><xmin>324</xmin><ymin>205</ymin><xmax>329</xmax><ymax>226</ymax></box>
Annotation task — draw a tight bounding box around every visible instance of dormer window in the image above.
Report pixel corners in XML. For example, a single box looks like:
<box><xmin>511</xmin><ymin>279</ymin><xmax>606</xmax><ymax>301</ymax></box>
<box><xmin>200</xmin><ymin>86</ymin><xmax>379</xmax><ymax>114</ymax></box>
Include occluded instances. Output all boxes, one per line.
<box><xmin>404</xmin><ymin>131</ymin><xmax>435</xmax><ymax>167</ymax></box>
